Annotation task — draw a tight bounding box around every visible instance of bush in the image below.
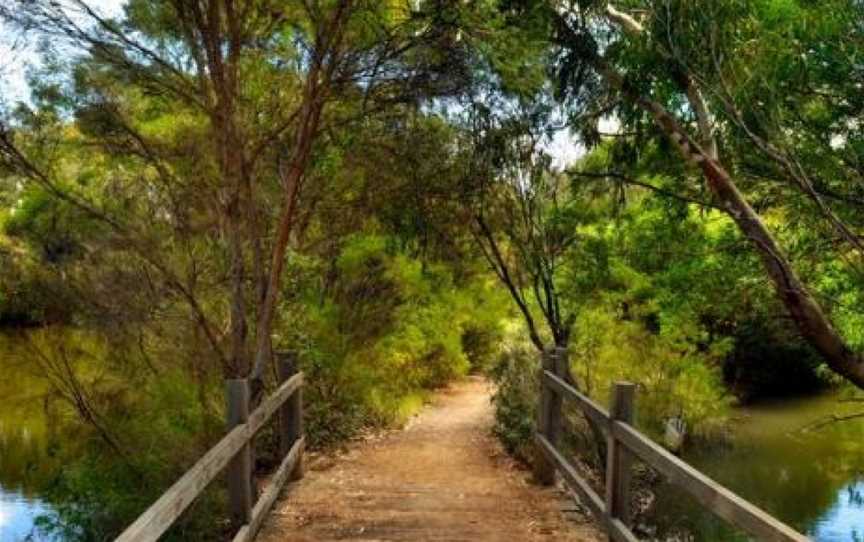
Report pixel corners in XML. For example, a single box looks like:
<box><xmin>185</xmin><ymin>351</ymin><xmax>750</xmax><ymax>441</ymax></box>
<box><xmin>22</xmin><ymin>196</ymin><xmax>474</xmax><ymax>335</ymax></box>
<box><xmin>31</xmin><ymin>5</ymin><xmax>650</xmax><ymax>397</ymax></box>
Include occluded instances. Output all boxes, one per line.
<box><xmin>9</xmin><ymin>234</ymin><xmax>510</xmax><ymax>540</ymax></box>
<box><xmin>489</xmin><ymin>303</ymin><xmax>732</xmax><ymax>468</ymax></box>
<box><xmin>32</xmin><ymin>362</ymin><xmax>226</xmax><ymax>541</ymax></box>
<box><xmin>277</xmin><ymin>235</ymin><xmax>508</xmax><ymax>447</ymax></box>
<box><xmin>570</xmin><ymin>305</ymin><xmax>731</xmax><ymax>440</ymax></box>
<box><xmin>722</xmin><ymin>314</ymin><xmax>827</xmax><ymax>401</ymax></box>
<box><xmin>489</xmin><ymin>342</ymin><xmax>538</xmax><ymax>464</ymax></box>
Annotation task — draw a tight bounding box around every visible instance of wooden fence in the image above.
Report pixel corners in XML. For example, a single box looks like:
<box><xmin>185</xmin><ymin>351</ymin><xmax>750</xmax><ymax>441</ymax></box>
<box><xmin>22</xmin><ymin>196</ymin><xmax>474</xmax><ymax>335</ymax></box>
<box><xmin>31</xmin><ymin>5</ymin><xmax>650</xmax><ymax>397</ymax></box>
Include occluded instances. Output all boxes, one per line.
<box><xmin>534</xmin><ymin>346</ymin><xmax>810</xmax><ymax>542</ymax></box>
<box><xmin>115</xmin><ymin>354</ymin><xmax>305</xmax><ymax>542</ymax></box>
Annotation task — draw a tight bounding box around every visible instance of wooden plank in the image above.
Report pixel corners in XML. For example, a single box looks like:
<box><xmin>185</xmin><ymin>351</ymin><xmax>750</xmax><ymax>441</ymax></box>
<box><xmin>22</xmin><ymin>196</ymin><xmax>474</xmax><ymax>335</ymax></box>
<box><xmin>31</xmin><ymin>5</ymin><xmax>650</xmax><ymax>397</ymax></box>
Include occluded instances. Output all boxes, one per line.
<box><xmin>246</xmin><ymin>372</ymin><xmax>303</xmax><ymax>436</ymax></box>
<box><xmin>612</xmin><ymin>421</ymin><xmax>809</xmax><ymax>542</ymax></box>
<box><xmin>608</xmin><ymin>518</ymin><xmax>640</xmax><ymax>542</ymax></box>
<box><xmin>115</xmin><ymin>373</ymin><xmax>304</xmax><ymax>542</ymax></box>
<box><xmin>543</xmin><ymin>371</ymin><xmax>610</xmax><ymax>431</ymax></box>
<box><xmin>232</xmin><ymin>436</ymin><xmax>306</xmax><ymax>542</ymax></box>
<box><xmin>115</xmin><ymin>424</ymin><xmax>250</xmax><ymax>542</ymax></box>
<box><xmin>535</xmin><ymin>433</ymin><xmax>606</xmax><ymax>520</ymax></box>
<box><xmin>277</xmin><ymin>354</ymin><xmax>297</xmax><ymax>457</ymax></box>
<box><xmin>290</xmin><ymin>384</ymin><xmax>304</xmax><ymax>480</ymax></box>
<box><xmin>605</xmin><ymin>382</ymin><xmax>635</xmax><ymax>529</ymax></box>
<box><xmin>547</xmin><ymin>348</ymin><xmax>565</xmax><ymax>446</ymax></box>
<box><xmin>233</xmin><ymin>524</ymin><xmax>250</xmax><ymax>542</ymax></box>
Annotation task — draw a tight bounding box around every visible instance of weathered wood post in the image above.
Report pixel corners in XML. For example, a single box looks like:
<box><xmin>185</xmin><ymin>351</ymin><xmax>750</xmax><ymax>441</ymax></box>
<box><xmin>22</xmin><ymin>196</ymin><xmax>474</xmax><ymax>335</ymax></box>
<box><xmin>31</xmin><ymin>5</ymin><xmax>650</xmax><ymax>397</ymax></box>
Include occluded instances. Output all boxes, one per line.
<box><xmin>550</xmin><ymin>345</ymin><xmax>567</xmax><ymax>442</ymax></box>
<box><xmin>605</xmin><ymin>381</ymin><xmax>635</xmax><ymax>531</ymax></box>
<box><xmin>277</xmin><ymin>352</ymin><xmax>304</xmax><ymax>480</ymax></box>
<box><xmin>534</xmin><ymin>346</ymin><xmax>563</xmax><ymax>485</ymax></box>
<box><xmin>226</xmin><ymin>378</ymin><xmax>253</xmax><ymax>525</ymax></box>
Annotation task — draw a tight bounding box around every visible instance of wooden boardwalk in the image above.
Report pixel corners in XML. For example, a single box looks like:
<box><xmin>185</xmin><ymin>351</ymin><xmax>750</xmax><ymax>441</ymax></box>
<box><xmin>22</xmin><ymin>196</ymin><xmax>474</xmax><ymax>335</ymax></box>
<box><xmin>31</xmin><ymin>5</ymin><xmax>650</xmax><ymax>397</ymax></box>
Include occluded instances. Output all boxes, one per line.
<box><xmin>113</xmin><ymin>350</ymin><xmax>809</xmax><ymax>542</ymax></box>
<box><xmin>255</xmin><ymin>377</ymin><xmax>603</xmax><ymax>541</ymax></box>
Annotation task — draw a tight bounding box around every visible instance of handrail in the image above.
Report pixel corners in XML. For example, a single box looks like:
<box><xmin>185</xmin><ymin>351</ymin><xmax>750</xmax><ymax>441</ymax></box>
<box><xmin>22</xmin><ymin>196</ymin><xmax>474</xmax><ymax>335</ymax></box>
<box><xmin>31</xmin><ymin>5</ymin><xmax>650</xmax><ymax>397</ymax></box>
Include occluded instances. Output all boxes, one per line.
<box><xmin>535</xmin><ymin>350</ymin><xmax>810</xmax><ymax>542</ymax></box>
<box><xmin>231</xmin><ymin>435</ymin><xmax>304</xmax><ymax>542</ymax></box>
<box><xmin>115</xmin><ymin>364</ymin><xmax>304</xmax><ymax>542</ymax></box>
<box><xmin>543</xmin><ymin>370</ymin><xmax>610</xmax><ymax>430</ymax></box>
<box><xmin>612</xmin><ymin>420</ymin><xmax>804</xmax><ymax>541</ymax></box>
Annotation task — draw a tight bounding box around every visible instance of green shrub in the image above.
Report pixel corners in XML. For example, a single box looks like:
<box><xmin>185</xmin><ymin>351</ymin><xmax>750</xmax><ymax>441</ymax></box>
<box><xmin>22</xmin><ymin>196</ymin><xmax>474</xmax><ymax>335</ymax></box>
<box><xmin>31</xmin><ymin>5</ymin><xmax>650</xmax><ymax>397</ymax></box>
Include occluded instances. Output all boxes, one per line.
<box><xmin>278</xmin><ymin>234</ymin><xmax>508</xmax><ymax>447</ymax></box>
<box><xmin>489</xmin><ymin>342</ymin><xmax>538</xmax><ymax>464</ymax></box>
<box><xmin>570</xmin><ymin>305</ymin><xmax>731</xmax><ymax>440</ymax></box>
<box><xmin>11</xmin><ymin>233</ymin><xmax>510</xmax><ymax>539</ymax></box>
<box><xmin>33</xmin><ymin>365</ymin><xmax>226</xmax><ymax>542</ymax></box>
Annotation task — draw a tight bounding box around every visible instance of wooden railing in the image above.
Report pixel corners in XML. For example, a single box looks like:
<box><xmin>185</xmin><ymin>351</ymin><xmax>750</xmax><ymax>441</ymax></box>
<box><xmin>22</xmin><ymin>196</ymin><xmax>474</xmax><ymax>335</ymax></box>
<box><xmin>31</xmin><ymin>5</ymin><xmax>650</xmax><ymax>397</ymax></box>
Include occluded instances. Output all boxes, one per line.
<box><xmin>115</xmin><ymin>353</ymin><xmax>305</xmax><ymax>542</ymax></box>
<box><xmin>534</xmin><ymin>346</ymin><xmax>810</xmax><ymax>542</ymax></box>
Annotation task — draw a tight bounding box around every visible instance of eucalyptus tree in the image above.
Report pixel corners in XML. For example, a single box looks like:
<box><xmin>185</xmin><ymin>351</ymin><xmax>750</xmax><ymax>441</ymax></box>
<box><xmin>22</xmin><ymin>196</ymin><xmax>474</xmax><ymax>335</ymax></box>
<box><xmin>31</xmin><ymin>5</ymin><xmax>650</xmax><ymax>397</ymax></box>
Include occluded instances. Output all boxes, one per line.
<box><xmin>542</xmin><ymin>0</ymin><xmax>864</xmax><ymax>389</ymax></box>
<box><xmin>464</xmin><ymin>100</ymin><xmax>579</xmax><ymax>352</ymax></box>
<box><xmin>0</xmin><ymin>1</ymin><xmax>476</xmax><ymax>390</ymax></box>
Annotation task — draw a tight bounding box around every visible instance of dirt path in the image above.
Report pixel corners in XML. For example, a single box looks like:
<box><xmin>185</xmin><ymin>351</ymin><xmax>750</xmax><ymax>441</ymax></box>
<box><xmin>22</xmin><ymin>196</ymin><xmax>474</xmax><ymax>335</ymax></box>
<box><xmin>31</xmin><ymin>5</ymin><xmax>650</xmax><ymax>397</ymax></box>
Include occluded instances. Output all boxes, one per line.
<box><xmin>256</xmin><ymin>377</ymin><xmax>603</xmax><ymax>541</ymax></box>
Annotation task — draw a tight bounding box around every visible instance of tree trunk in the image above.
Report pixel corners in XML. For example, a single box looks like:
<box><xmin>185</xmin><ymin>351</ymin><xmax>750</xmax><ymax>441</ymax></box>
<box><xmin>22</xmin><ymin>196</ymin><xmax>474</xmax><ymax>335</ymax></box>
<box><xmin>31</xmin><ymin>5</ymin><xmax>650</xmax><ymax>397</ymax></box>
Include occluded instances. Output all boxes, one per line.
<box><xmin>607</xmin><ymin>71</ymin><xmax>864</xmax><ymax>389</ymax></box>
<box><xmin>247</xmin><ymin>3</ymin><xmax>354</xmax><ymax>388</ymax></box>
<box><xmin>248</xmin><ymin>75</ymin><xmax>327</xmax><ymax>388</ymax></box>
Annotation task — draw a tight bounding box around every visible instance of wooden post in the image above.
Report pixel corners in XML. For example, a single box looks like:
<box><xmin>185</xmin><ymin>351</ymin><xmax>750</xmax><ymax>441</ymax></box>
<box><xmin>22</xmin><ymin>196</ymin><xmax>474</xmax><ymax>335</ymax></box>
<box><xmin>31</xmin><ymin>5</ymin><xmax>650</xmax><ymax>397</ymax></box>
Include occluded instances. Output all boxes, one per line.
<box><xmin>534</xmin><ymin>346</ymin><xmax>562</xmax><ymax>485</ymax></box>
<box><xmin>226</xmin><ymin>378</ymin><xmax>253</xmax><ymax>525</ymax></box>
<box><xmin>605</xmin><ymin>381</ymin><xmax>636</xmax><ymax>531</ymax></box>
<box><xmin>549</xmin><ymin>346</ymin><xmax>567</xmax><ymax>443</ymax></box>
<box><xmin>277</xmin><ymin>352</ymin><xmax>304</xmax><ymax>480</ymax></box>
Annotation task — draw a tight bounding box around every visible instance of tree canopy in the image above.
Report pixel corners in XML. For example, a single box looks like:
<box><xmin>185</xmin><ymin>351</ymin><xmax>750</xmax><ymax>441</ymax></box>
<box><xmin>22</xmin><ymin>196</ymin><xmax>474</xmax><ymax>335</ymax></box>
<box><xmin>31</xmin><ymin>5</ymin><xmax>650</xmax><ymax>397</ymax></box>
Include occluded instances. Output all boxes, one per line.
<box><xmin>2</xmin><ymin>1</ymin><xmax>864</xmax><ymax>539</ymax></box>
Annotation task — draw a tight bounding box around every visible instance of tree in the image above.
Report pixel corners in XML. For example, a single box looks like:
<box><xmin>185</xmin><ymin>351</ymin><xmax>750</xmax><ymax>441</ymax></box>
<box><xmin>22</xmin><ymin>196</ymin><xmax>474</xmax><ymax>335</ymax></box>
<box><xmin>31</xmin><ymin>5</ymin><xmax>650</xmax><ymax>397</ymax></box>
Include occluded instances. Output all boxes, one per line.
<box><xmin>549</xmin><ymin>0</ymin><xmax>864</xmax><ymax>389</ymax></box>
<box><xmin>463</xmin><ymin>99</ymin><xmax>578</xmax><ymax>351</ymax></box>
<box><xmin>0</xmin><ymin>0</ymin><xmax>476</xmax><ymax>392</ymax></box>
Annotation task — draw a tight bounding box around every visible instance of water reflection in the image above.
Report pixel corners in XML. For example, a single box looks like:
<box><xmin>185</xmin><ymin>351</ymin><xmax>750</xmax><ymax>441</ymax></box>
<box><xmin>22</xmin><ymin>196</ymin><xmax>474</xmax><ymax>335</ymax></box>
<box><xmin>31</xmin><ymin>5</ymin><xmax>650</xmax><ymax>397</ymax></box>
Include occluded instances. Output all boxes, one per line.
<box><xmin>811</xmin><ymin>480</ymin><xmax>864</xmax><ymax>542</ymax></box>
<box><xmin>0</xmin><ymin>489</ymin><xmax>54</xmax><ymax>541</ymax></box>
<box><xmin>0</xmin><ymin>336</ymin><xmax>59</xmax><ymax>541</ymax></box>
<box><xmin>652</xmin><ymin>392</ymin><xmax>864</xmax><ymax>541</ymax></box>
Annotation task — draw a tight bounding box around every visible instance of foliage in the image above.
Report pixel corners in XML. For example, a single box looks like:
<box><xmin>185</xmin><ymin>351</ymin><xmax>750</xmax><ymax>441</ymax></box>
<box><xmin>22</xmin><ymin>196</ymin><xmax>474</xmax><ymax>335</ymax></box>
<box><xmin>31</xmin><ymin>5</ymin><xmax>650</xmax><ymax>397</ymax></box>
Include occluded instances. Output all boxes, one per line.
<box><xmin>1</xmin><ymin>0</ymin><xmax>864</xmax><ymax>539</ymax></box>
<box><xmin>278</xmin><ymin>234</ymin><xmax>508</xmax><ymax>447</ymax></box>
<box><xmin>0</xmin><ymin>327</ymin><xmax>225</xmax><ymax>541</ymax></box>
<box><xmin>489</xmin><ymin>339</ymin><xmax>539</xmax><ymax>464</ymax></box>
<box><xmin>570</xmin><ymin>304</ymin><xmax>731</xmax><ymax>438</ymax></box>
<box><xmin>570</xmin><ymin>141</ymin><xmax>841</xmax><ymax>400</ymax></box>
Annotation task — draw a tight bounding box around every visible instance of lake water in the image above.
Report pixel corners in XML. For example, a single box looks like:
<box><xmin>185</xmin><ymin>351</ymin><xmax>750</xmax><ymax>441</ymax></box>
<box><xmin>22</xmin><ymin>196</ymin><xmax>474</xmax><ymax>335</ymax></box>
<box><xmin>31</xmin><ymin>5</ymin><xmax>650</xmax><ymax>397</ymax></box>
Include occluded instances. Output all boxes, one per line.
<box><xmin>0</xmin><ymin>490</ymin><xmax>54</xmax><ymax>541</ymax></box>
<box><xmin>652</xmin><ymin>391</ymin><xmax>864</xmax><ymax>540</ymax></box>
<box><xmin>0</xmin><ymin>420</ymin><xmax>57</xmax><ymax>542</ymax></box>
<box><xmin>0</xmin><ymin>340</ymin><xmax>59</xmax><ymax>542</ymax></box>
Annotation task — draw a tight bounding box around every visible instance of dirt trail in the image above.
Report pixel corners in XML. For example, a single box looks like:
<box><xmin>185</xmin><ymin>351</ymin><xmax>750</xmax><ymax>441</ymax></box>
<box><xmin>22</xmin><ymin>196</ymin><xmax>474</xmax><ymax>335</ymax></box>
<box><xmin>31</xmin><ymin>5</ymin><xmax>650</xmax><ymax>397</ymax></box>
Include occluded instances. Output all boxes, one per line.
<box><xmin>257</xmin><ymin>377</ymin><xmax>602</xmax><ymax>541</ymax></box>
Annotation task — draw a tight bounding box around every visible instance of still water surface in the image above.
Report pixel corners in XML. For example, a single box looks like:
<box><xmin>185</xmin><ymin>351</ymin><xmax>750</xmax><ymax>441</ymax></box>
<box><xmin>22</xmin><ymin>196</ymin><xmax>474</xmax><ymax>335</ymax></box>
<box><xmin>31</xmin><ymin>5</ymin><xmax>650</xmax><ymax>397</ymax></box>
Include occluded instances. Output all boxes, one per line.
<box><xmin>0</xmin><ymin>489</ymin><xmax>54</xmax><ymax>542</ymax></box>
<box><xmin>0</xmin><ymin>346</ymin><xmax>58</xmax><ymax>542</ymax></box>
<box><xmin>0</xmin><ymin>428</ymin><xmax>57</xmax><ymax>542</ymax></box>
<box><xmin>654</xmin><ymin>392</ymin><xmax>864</xmax><ymax>540</ymax></box>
